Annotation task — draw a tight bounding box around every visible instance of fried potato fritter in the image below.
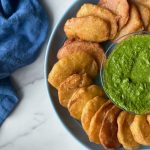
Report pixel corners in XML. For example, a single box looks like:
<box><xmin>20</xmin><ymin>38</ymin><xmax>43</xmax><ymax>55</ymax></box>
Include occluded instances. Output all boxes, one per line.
<box><xmin>57</xmin><ymin>39</ymin><xmax>105</xmax><ymax>68</ymax></box>
<box><xmin>117</xmin><ymin>112</ymin><xmax>140</xmax><ymax>150</ymax></box>
<box><xmin>99</xmin><ymin>0</ymin><xmax>129</xmax><ymax>29</ymax></box>
<box><xmin>81</xmin><ymin>96</ymin><xmax>107</xmax><ymax>133</ymax></box>
<box><xmin>133</xmin><ymin>1</ymin><xmax>150</xmax><ymax>29</ymax></box>
<box><xmin>135</xmin><ymin>0</ymin><xmax>150</xmax><ymax>31</ymax></box>
<box><xmin>136</xmin><ymin>0</ymin><xmax>150</xmax><ymax>8</ymax></box>
<box><xmin>99</xmin><ymin>105</ymin><xmax>121</xmax><ymax>150</ymax></box>
<box><xmin>147</xmin><ymin>115</ymin><xmax>150</xmax><ymax>125</ymax></box>
<box><xmin>77</xmin><ymin>3</ymin><xmax>118</xmax><ymax>39</ymax></box>
<box><xmin>130</xmin><ymin>115</ymin><xmax>150</xmax><ymax>146</ymax></box>
<box><xmin>68</xmin><ymin>85</ymin><xmax>105</xmax><ymax>120</ymax></box>
<box><xmin>48</xmin><ymin>52</ymin><xmax>98</xmax><ymax>88</ymax></box>
<box><xmin>88</xmin><ymin>101</ymin><xmax>113</xmax><ymax>144</ymax></box>
<box><xmin>64</xmin><ymin>16</ymin><xmax>110</xmax><ymax>42</ymax></box>
<box><xmin>58</xmin><ymin>74</ymin><xmax>92</xmax><ymax>108</ymax></box>
<box><xmin>116</xmin><ymin>4</ymin><xmax>143</xmax><ymax>40</ymax></box>
<box><xmin>148</xmin><ymin>25</ymin><xmax>150</xmax><ymax>32</ymax></box>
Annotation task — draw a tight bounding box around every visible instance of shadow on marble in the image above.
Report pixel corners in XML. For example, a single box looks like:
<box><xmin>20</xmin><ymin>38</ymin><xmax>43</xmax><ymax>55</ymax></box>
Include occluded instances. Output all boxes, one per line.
<box><xmin>40</xmin><ymin>0</ymin><xmax>54</xmax><ymax>30</ymax></box>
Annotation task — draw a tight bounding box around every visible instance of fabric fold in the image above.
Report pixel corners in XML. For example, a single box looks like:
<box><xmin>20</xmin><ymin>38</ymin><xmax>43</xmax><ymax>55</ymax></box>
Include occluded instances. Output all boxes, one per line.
<box><xmin>0</xmin><ymin>78</ymin><xmax>18</xmax><ymax>124</ymax></box>
<box><xmin>0</xmin><ymin>0</ymin><xmax>49</xmax><ymax>125</ymax></box>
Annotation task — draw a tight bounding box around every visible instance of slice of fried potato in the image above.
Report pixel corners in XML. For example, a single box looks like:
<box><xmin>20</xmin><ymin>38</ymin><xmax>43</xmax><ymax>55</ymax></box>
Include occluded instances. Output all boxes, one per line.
<box><xmin>116</xmin><ymin>4</ymin><xmax>143</xmax><ymax>40</ymax></box>
<box><xmin>136</xmin><ymin>0</ymin><xmax>150</xmax><ymax>8</ymax></box>
<box><xmin>136</xmin><ymin>0</ymin><xmax>150</xmax><ymax>31</ymax></box>
<box><xmin>68</xmin><ymin>85</ymin><xmax>105</xmax><ymax>120</ymax></box>
<box><xmin>81</xmin><ymin>96</ymin><xmax>107</xmax><ymax>134</ymax></box>
<box><xmin>58</xmin><ymin>74</ymin><xmax>92</xmax><ymax>108</ymax></box>
<box><xmin>117</xmin><ymin>111</ymin><xmax>140</xmax><ymax>150</ymax></box>
<box><xmin>148</xmin><ymin>25</ymin><xmax>150</xmax><ymax>32</ymax></box>
<box><xmin>130</xmin><ymin>115</ymin><xmax>150</xmax><ymax>145</ymax></box>
<box><xmin>99</xmin><ymin>105</ymin><xmax>122</xmax><ymax>150</ymax></box>
<box><xmin>88</xmin><ymin>101</ymin><xmax>113</xmax><ymax>144</ymax></box>
<box><xmin>133</xmin><ymin>2</ymin><xmax>150</xmax><ymax>29</ymax></box>
<box><xmin>64</xmin><ymin>16</ymin><xmax>110</xmax><ymax>42</ymax></box>
<box><xmin>99</xmin><ymin>0</ymin><xmax>129</xmax><ymax>29</ymax></box>
<box><xmin>147</xmin><ymin>115</ymin><xmax>150</xmax><ymax>124</ymax></box>
<box><xmin>76</xmin><ymin>3</ymin><xmax>118</xmax><ymax>39</ymax></box>
<box><xmin>57</xmin><ymin>39</ymin><xmax>105</xmax><ymax>68</ymax></box>
<box><xmin>48</xmin><ymin>52</ymin><xmax>98</xmax><ymax>88</ymax></box>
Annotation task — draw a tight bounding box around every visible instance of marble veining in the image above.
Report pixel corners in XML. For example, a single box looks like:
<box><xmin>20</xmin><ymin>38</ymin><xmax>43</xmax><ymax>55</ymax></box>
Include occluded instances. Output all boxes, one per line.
<box><xmin>0</xmin><ymin>111</ymin><xmax>47</xmax><ymax>149</ymax></box>
<box><xmin>16</xmin><ymin>76</ymin><xmax>44</xmax><ymax>91</ymax></box>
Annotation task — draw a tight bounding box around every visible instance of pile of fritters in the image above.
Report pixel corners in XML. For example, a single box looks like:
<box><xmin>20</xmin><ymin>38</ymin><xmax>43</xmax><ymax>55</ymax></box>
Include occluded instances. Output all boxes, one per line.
<box><xmin>48</xmin><ymin>41</ymin><xmax>122</xmax><ymax>149</ymax></box>
<box><xmin>48</xmin><ymin>38</ymin><xmax>122</xmax><ymax>149</ymax></box>
<box><xmin>48</xmin><ymin>0</ymin><xmax>150</xmax><ymax>149</ymax></box>
<box><xmin>65</xmin><ymin>0</ymin><xmax>150</xmax><ymax>43</ymax></box>
<box><xmin>48</xmin><ymin>48</ymin><xmax>122</xmax><ymax>149</ymax></box>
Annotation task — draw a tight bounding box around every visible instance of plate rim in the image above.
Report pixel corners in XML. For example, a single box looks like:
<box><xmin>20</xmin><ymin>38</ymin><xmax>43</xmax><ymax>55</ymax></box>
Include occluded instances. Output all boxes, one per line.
<box><xmin>44</xmin><ymin>0</ymin><xmax>150</xmax><ymax>149</ymax></box>
<box><xmin>44</xmin><ymin>1</ymin><xmax>92</xmax><ymax>149</ymax></box>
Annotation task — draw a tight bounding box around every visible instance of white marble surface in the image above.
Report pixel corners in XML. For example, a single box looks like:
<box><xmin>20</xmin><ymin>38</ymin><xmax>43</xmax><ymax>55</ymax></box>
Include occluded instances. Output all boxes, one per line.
<box><xmin>0</xmin><ymin>0</ymin><xmax>87</xmax><ymax>150</ymax></box>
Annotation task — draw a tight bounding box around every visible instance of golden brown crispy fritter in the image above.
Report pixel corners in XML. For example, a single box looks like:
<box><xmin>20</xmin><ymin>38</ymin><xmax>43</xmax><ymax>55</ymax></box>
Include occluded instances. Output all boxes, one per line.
<box><xmin>88</xmin><ymin>101</ymin><xmax>113</xmax><ymax>144</ymax></box>
<box><xmin>99</xmin><ymin>105</ymin><xmax>122</xmax><ymax>150</ymax></box>
<box><xmin>81</xmin><ymin>96</ymin><xmax>107</xmax><ymax>133</ymax></box>
<box><xmin>116</xmin><ymin>4</ymin><xmax>143</xmax><ymax>40</ymax></box>
<box><xmin>147</xmin><ymin>115</ymin><xmax>150</xmax><ymax>124</ymax></box>
<box><xmin>136</xmin><ymin>0</ymin><xmax>150</xmax><ymax>8</ymax></box>
<box><xmin>135</xmin><ymin>0</ymin><xmax>150</xmax><ymax>31</ymax></box>
<box><xmin>130</xmin><ymin>115</ymin><xmax>150</xmax><ymax>146</ymax></box>
<box><xmin>48</xmin><ymin>52</ymin><xmax>98</xmax><ymax>88</ymax></box>
<box><xmin>77</xmin><ymin>3</ymin><xmax>118</xmax><ymax>39</ymax></box>
<box><xmin>57</xmin><ymin>39</ymin><xmax>105</xmax><ymax>68</ymax></box>
<box><xmin>64</xmin><ymin>16</ymin><xmax>110</xmax><ymax>42</ymax></box>
<box><xmin>99</xmin><ymin>0</ymin><xmax>129</xmax><ymax>29</ymax></box>
<box><xmin>117</xmin><ymin>112</ymin><xmax>140</xmax><ymax>150</ymax></box>
<box><xmin>58</xmin><ymin>74</ymin><xmax>92</xmax><ymax>108</ymax></box>
<box><xmin>133</xmin><ymin>1</ymin><xmax>150</xmax><ymax>29</ymax></box>
<box><xmin>68</xmin><ymin>85</ymin><xmax>105</xmax><ymax>120</ymax></box>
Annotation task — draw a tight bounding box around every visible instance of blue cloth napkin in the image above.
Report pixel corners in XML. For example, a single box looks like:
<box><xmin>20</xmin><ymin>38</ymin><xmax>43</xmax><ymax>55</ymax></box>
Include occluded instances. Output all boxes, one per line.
<box><xmin>0</xmin><ymin>0</ymin><xmax>49</xmax><ymax>125</ymax></box>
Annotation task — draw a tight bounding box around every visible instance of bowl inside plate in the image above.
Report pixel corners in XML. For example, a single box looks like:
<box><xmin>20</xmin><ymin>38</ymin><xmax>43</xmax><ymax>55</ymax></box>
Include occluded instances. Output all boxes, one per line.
<box><xmin>100</xmin><ymin>31</ymin><xmax>150</xmax><ymax>115</ymax></box>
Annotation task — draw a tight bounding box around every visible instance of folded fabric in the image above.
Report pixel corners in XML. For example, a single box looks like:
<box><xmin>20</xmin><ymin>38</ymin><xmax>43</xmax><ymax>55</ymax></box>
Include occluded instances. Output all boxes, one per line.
<box><xmin>0</xmin><ymin>0</ymin><xmax>49</xmax><ymax>125</ymax></box>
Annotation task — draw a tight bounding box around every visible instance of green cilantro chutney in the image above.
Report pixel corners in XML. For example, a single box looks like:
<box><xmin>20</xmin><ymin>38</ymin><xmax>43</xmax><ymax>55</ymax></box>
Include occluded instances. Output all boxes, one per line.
<box><xmin>103</xmin><ymin>35</ymin><xmax>150</xmax><ymax>114</ymax></box>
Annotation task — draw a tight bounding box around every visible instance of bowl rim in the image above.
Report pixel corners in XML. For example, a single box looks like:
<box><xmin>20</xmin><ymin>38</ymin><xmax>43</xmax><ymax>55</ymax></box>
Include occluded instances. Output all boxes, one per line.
<box><xmin>100</xmin><ymin>31</ymin><xmax>150</xmax><ymax>115</ymax></box>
